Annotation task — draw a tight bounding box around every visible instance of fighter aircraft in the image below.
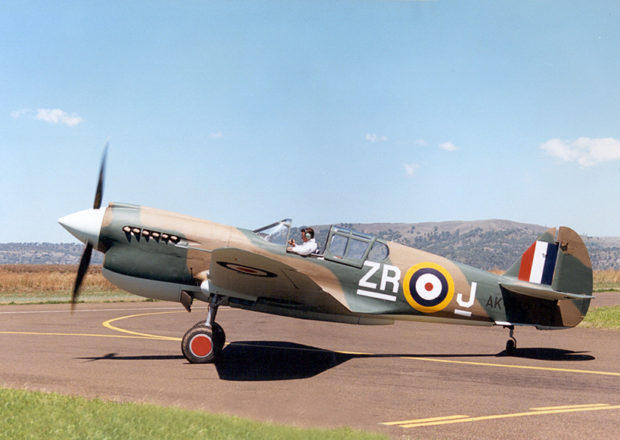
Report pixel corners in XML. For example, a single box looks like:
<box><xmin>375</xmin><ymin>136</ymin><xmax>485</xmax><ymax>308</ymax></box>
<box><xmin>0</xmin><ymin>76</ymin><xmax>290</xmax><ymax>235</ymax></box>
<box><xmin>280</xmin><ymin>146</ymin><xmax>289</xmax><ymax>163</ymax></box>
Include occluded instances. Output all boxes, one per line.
<box><xmin>59</xmin><ymin>148</ymin><xmax>594</xmax><ymax>363</ymax></box>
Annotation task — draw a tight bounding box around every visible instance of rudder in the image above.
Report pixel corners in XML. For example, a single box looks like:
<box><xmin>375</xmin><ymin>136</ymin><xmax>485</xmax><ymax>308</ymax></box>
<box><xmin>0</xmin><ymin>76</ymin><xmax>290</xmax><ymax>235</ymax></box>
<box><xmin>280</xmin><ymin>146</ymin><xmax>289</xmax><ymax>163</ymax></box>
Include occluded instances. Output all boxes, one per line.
<box><xmin>504</xmin><ymin>226</ymin><xmax>592</xmax><ymax>326</ymax></box>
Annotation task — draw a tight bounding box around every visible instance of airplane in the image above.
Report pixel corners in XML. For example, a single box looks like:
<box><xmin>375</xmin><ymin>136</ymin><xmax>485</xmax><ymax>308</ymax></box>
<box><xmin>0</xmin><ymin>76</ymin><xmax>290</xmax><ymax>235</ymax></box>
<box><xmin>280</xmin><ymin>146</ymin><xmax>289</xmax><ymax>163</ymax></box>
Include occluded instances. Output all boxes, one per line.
<box><xmin>58</xmin><ymin>148</ymin><xmax>594</xmax><ymax>363</ymax></box>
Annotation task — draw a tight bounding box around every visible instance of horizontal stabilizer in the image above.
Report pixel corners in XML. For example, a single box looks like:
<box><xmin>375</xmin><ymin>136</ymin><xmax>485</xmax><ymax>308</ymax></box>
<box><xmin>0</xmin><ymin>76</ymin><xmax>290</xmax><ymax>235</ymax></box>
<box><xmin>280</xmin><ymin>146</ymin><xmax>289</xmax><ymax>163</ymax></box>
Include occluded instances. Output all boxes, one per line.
<box><xmin>500</xmin><ymin>280</ymin><xmax>594</xmax><ymax>301</ymax></box>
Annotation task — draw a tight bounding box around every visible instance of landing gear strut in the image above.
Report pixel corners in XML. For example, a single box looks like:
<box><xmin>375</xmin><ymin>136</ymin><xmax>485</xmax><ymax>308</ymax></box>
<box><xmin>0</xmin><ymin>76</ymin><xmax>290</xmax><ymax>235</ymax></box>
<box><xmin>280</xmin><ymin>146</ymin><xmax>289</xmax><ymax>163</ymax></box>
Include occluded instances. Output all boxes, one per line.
<box><xmin>505</xmin><ymin>326</ymin><xmax>517</xmax><ymax>355</ymax></box>
<box><xmin>181</xmin><ymin>294</ymin><xmax>226</xmax><ymax>363</ymax></box>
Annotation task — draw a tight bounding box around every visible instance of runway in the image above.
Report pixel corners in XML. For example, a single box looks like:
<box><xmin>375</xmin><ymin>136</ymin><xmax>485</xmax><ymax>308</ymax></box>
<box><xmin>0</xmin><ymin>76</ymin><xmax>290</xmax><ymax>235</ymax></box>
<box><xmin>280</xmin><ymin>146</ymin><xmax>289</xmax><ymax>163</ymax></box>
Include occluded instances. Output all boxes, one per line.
<box><xmin>1</xmin><ymin>295</ymin><xmax>620</xmax><ymax>439</ymax></box>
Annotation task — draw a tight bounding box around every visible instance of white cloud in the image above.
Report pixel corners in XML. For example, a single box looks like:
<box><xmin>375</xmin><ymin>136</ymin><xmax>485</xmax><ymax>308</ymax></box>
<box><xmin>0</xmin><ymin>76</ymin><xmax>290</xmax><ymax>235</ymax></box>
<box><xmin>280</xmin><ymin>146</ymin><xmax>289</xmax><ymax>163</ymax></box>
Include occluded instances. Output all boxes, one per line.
<box><xmin>10</xmin><ymin>108</ymin><xmax>33</xmax><ymax>119</ymax></box>
<box><xmin>35</xmin><ymin>108</ymin><xmax>83</xmax><ymax>127</ymax></box>
<box><xmin>208</xmin><ymin>131</ymin><xmax>224</xmax><ymax>139</ymax></box>
<box><xmin>439</xmin><ymin>141</ymin><xmax>458</xmax><ymax>152</ymax></box>
<box><xmin>414</xmin><ymin>139</ymin><xmax>429</xmax><ymax>147</ymax></box>
<box><xmin>11</xmin><ymin>107</ymin><xmax>84</xmax><ymax>127</ymax></box>
<box><xmin>404</xmin><ymin>162</ymin><xmax>420</xmax><ymax>177</ymax></box>
<box><xmin>540</xmin><ymin>137</ymin><xmax>620</xmax><ymax>167</ymax></box>
<box><xmin>365</xmin><ymin>133</ymin><xmax>389</xmax><ymax>143</ymax></box>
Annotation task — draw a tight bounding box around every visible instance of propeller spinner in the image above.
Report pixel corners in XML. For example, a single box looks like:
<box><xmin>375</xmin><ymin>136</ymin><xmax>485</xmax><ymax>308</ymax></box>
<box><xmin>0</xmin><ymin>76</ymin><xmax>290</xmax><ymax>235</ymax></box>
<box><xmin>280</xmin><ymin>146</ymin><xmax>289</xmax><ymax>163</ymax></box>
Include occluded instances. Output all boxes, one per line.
<box><xmin>58</xmin><ymin>145</ymin><xmax>108</xmax><ymax>309</ymax></box>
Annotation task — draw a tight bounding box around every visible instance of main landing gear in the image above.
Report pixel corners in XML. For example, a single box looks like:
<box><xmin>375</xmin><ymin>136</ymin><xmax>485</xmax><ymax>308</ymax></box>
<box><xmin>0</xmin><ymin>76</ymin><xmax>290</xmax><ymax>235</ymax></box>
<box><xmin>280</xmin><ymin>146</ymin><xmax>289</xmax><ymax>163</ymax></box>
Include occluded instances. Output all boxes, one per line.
<box><xmin>181</xmin><ymin>294</ymin><xmax>226</xmax><ymax>363</ymax></box>
<box><xmin>505</xmin><ymin>325</ymin><xmax>517</xmax><ymax>355</ymax></box>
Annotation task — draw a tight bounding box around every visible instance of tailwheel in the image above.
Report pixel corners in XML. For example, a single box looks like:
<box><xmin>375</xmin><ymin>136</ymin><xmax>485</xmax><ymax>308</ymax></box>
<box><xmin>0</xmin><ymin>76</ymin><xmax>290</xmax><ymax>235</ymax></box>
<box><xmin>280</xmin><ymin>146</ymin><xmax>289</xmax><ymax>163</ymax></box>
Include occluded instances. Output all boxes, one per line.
<box><xmin>505</xmin><ymin>326</ymin><xmax>517</xmax><ymax>355</ymax></box>
<box><xmin>182</xmin><ymin>325</ymin><xmax>219</xmax><ymax>364</ymax></box>
<box><xmin>505</xmin><ymin>338</ymin><xmax>516</xmax><ymax>355</ymax></box>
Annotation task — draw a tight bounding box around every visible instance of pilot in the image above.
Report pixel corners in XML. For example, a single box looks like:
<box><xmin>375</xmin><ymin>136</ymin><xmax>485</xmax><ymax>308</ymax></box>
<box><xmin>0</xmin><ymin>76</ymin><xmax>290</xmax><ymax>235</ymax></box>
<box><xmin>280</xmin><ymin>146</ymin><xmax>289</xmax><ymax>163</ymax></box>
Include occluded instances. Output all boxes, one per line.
<box><xmin>287</xmin><ymin>227</ymin><xmax>318</xmax><ymax>256</ymax></box>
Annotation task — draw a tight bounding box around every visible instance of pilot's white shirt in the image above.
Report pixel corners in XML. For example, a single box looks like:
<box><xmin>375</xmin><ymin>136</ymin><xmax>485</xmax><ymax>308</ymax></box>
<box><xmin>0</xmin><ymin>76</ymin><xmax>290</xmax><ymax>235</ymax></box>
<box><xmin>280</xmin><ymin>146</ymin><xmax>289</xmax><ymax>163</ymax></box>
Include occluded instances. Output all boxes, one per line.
<box><xmin>289</xmin><ymin>238</ymin><xmax>318</xmax><ymax>256</ymax></box>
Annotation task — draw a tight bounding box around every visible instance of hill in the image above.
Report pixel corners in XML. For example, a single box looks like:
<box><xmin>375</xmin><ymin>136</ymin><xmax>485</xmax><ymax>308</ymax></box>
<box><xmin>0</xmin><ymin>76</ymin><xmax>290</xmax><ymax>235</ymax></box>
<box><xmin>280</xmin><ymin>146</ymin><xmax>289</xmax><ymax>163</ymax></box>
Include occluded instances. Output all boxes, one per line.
<box><xmin>0</xmin><ymin>243</ymin><xmax>103</xmax><ymax>265</ymax></box>
<box><xmin>1</xmin><ymin>220</ymin><xmax>618</xmax><ymax>270</ymax></box>
<box><xmin>309</xmin><ymin>219</ymin><xmax>620</xmax><ymax>271</ymax></box>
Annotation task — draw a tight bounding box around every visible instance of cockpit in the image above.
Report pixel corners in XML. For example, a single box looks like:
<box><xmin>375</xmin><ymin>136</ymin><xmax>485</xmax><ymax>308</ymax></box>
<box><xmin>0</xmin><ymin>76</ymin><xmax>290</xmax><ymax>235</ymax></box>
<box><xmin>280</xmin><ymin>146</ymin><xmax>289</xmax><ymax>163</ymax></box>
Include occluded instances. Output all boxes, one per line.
<box><xmin>253</xmin><ymin>218</ymin><xmax>293</xmax><ymax>246</ymax></box>
<box><xmin>253</xmin><ymin>219</ymin><xmax>389</xmax><ymax>268</ymax></box>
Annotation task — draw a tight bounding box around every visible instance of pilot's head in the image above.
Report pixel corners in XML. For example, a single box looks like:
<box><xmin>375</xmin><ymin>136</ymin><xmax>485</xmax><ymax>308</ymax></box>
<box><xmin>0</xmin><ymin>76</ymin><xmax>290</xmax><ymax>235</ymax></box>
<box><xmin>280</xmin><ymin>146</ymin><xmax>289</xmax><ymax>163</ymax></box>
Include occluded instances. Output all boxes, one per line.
<box><xmin>301</xmin><ymin>227</ymin><xmax>314</xmax><ymax>241</ymax></box>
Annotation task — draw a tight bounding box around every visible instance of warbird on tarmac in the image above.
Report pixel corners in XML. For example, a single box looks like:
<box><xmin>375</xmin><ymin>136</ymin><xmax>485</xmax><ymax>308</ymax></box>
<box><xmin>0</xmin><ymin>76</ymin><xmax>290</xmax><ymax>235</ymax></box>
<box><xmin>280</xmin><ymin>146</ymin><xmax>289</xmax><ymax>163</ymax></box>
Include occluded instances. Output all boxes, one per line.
<box><xmin>59</xmin><ymin>148</ymin><xmax>594</xmax><ymax>363</ymax></box>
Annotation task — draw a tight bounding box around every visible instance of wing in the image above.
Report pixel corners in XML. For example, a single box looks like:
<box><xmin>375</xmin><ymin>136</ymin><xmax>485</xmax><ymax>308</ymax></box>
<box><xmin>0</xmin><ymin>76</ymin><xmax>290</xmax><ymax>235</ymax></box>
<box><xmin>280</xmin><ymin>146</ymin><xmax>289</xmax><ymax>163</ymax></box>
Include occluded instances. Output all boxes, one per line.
<box><xmin>207</xmin><ymin>248</ymin><xmax>355</xmax><ymax>317</ymax></box>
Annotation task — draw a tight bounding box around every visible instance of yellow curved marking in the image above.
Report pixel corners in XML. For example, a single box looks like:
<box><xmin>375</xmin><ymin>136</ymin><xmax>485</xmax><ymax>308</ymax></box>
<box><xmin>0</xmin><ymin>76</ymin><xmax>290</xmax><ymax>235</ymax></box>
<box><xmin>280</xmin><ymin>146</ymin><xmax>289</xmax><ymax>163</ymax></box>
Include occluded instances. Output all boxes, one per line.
<box><xmin>0</xmin><ymin>330</ymin><xmax>154</xmax><ymax>340</ymax></box>
<box><xmin>6</xmin><ymin>310</ymin><xmax>620</xmax><ymax>378</ymax></box>
<box><xmin>102</xmin><ymin>311</ymin><xmax>182</xmax><ymax>341</ymax></box>
<box><xmin>403</xmin><ymin>262</ymin><xmax>455</xmax><ymax>313</ymax></box>
<box><xmin>402</xmin><ymin>356</ymin><xmax>620</xmax><ymax>377</ymax></box>
<box><xmin>383</xmin><ymin>403</ymin><xmax>620</xmax><ymax>429</ymax></box>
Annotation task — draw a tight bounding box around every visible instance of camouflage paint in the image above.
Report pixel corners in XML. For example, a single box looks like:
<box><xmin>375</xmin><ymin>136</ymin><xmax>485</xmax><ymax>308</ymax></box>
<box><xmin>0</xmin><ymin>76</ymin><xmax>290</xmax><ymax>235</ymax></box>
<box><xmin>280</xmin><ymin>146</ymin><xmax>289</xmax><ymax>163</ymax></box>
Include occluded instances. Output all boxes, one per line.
<box><xmin>96</xmin><ymin>202</ymin><xmax>593</xmax><ymax>330</ymax></box>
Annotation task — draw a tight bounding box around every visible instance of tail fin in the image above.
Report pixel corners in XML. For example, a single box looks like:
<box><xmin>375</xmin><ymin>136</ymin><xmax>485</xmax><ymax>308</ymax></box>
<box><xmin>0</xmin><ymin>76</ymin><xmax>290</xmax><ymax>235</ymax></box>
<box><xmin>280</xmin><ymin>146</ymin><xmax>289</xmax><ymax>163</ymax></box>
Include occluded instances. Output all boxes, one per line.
<box><xmin>504</xmin><ymin>228</ymin><xmax>557</xmax><ymax>283</ymax></box>
<box><xmin>504</xmin><ymin>226</ymin><xmax>593</xmax><ymax>326</ymax></box>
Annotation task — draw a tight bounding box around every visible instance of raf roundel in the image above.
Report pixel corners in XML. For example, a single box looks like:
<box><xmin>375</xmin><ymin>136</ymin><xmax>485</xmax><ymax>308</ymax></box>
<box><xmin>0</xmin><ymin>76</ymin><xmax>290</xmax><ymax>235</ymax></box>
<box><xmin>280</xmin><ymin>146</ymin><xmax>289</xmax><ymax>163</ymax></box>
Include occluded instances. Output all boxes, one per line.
<box><xmin>217</xmin><ymin>262</ymin><xmax>277</xmax><ymax>278</ymax></box>
<box><xmin>403</xmin><ymin>262</ymin><xmax>455</xmax><ymax>313</ymax></box>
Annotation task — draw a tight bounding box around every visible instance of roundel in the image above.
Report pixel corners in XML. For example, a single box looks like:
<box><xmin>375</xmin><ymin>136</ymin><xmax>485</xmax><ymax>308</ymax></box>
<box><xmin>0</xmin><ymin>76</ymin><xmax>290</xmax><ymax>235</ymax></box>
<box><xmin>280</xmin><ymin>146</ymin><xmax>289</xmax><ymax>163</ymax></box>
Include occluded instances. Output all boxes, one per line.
<box><xmin>403</xmin><ymin>262</ymin><xmax>455</xmax><ymax>313</ymax></box>
<box><xmin>217</xmin><ymin>262</ymin><xmax>277</xmax><ymax>278</ymax></box>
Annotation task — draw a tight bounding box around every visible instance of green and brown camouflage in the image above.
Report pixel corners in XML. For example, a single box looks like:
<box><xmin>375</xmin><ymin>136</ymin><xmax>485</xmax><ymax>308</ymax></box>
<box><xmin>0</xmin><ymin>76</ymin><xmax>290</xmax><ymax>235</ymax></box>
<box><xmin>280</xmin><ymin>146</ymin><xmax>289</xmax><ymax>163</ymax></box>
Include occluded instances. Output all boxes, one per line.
<box><xmin>94</xmin><ymin>202</ymin><xmax>593</xmax><ymax>332</ymax></box>
<box><xmin>58</xmin><ymin>149</ymin><xmax>595</xmax><ymax>362</ymax></box>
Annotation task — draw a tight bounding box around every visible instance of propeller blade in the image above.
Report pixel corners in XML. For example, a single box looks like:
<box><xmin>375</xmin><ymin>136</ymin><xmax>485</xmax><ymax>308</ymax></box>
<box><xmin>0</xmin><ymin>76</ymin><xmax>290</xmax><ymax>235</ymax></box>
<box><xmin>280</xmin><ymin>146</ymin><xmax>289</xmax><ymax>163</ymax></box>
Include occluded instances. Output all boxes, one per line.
<box><xmin>71</xmin><ymin>243</ymin><xmax>93</xmax><ymax>310</ymax></box>
<box><xmin>93</xmin><ymin>143</ymin><xmax>108</xmax><ymax>210</ymax></box>
<box><xmin>71</xmin><ymin>143</ymin><xmax>108</xmax><ymax>310</ymax></box>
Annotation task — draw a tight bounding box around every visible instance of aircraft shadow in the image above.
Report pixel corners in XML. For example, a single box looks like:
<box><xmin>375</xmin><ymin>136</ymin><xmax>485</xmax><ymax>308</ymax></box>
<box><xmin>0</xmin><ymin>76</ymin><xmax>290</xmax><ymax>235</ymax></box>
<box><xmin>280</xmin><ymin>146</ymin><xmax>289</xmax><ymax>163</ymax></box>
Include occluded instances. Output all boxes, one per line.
<box><xmin>497</xmin><ymin>347</ymin><xmax>595</xmax><ymax>361</ymax></box>
<box><xmin>75</xmin><ymin>345</ymin><xmax>594</xmax><ymax>379</ymax></box>
<box><xmin>215</xmin><ymin>341</ymin><xmax>354</xmax><ymax>381</ymax></box>
<box><xmin>77</xmin><ymin>353</ymin><xmax>185</xmax><ymax>362</ymax></box>
<box><xmin>215</xmin><ymin>341</ymin><xmax>595</xmax><ymax>381</ymax></box>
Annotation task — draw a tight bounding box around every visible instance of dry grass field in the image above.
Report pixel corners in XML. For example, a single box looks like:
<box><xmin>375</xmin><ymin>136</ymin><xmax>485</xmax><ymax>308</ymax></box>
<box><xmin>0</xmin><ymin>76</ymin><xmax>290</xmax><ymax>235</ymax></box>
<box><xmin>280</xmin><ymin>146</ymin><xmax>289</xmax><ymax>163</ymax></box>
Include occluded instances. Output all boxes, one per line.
<box><xmin>593</xmin><ymin>268</ymin><xmax>620</xmax><ymax>291</ymax></box>
<box><xmin>0</xmin><ymin>265</ymin><xmax>618</xmax><ymax>305</ymax></box>
<box><xmin>0</xmin><ymin>264</ymin><xmax>116</xmax><ymax>292</ymax></box>
<box><xmin>0</xmin><ymin>265</ymin><xmax>137</xmax><ymax>304</ymax></box>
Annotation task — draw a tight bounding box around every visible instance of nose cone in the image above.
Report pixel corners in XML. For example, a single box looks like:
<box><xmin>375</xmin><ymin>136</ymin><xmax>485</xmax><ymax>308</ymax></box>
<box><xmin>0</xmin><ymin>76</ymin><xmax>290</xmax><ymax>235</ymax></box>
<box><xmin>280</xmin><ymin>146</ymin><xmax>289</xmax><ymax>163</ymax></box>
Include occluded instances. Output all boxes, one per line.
<box><xmin>58</xmin><ymin>208</ymin><xmax>106</xmax><ymax>246</ymax></box>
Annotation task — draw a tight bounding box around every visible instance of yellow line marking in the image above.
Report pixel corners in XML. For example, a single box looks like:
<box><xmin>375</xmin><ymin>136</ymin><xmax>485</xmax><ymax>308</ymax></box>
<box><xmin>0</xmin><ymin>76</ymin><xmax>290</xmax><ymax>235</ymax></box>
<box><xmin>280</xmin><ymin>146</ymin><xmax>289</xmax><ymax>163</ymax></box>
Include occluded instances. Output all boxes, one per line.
<box><xmin>320</xmin><ymin>351</ymin><xmax>620</xmax><ymax>378</ymax></box>
<box><xmin>401</xmin><ymin>356</ymin><xmax>620</xmax><ymax>377</ymax></box>
<box><xmin>102</xmin><ymin>311</ymin><xmax>182</xmax><ymax>341</ymax></box>
<box><xmin>532</xmin><ymin>403</ymin><xmax>609</xmax><ymax>411</ymax></box>
<box><xmin>5</xmin><ymin>308</ymin><xmax>620</xmax><ymax>378</ymax></box>
<box><xmin>382</xmin><ymin>415</ymin><xmax>469</xmax><ymax>426</ymax></box>
<box><xmin>0</xmin><ymin>330</ymin><xmax>154</xmax><ymax>340</ymax></box>
<box><xmin>384</xmin><ymin>404</ymin><xmax>620</xmax><ymax>429</ymax></box>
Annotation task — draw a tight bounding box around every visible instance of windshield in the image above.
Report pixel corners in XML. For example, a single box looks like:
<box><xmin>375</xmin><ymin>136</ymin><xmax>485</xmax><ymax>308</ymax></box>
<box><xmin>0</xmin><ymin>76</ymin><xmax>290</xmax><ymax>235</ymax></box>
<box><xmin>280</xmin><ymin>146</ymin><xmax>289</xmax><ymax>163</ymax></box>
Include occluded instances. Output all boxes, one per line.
<box><xmin>253</xmin><ymin>219</ymin><xmax>292</xmax><ymax>245</ymax></box>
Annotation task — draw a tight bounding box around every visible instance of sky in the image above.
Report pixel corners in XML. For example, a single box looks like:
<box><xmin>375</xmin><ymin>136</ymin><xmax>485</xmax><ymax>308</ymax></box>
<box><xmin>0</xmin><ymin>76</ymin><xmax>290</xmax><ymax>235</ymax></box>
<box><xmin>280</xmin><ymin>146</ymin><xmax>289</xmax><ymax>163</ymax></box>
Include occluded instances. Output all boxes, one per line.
<box><xmin>1</xmin><ymin>0</ymin><xmax>619</xmax><ymax>243</ymax></box>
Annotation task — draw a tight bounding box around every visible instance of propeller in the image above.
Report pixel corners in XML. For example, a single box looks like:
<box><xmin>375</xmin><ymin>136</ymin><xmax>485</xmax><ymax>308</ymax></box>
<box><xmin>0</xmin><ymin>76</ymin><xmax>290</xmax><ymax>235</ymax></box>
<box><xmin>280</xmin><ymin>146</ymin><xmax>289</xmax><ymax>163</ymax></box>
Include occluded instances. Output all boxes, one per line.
<box><xmin>71</xmin><ymin>144</ymin><xmax>108</xmax><ymax>310</ymax></box>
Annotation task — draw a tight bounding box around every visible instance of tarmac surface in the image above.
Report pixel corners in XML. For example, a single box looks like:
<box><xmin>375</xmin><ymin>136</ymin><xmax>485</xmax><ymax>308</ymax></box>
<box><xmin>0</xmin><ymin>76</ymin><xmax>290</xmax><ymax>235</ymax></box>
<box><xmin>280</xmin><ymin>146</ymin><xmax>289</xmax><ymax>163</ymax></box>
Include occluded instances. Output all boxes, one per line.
<box><xmin>1</xmin><ymin>293</ymin><xmax>620</xmax><ymax>439</ymax></box>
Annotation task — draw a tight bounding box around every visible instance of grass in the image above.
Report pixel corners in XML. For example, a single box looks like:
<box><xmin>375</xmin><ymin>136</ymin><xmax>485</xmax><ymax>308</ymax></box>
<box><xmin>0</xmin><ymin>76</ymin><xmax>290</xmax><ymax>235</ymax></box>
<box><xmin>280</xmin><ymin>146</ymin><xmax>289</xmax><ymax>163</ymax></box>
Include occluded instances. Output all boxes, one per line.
<box><xmin>0</xmin><ymin>264</ymin><xmax>140</xmax><ymax>304</ymax></box>
<box><xmin>0</xmin><ymin>264</ymin><xmax>117</xmax><ymax>292</ymax></box>
<box><xmin>0</xmin><ymin>289</ymin><xmax>144</xmax><ymax>305</ymax></box>
<box><xmin>593</xmin><ymin>269</ymin><xmax>620</xmax><ymax>292</ymax></box>
<box><xmin>0</xmin><ymin>388</ymin><xmax>387</xmax><ymax>440</ymax></box>
<box><xmin>580</xmin><ymin>305</ymin><xmax>620</xmax><ymax>329</ymax></box>
<box><xmin>0</xmin><ymin>289</ymin><xmax>142</xmax><ymax>305</ymax></box>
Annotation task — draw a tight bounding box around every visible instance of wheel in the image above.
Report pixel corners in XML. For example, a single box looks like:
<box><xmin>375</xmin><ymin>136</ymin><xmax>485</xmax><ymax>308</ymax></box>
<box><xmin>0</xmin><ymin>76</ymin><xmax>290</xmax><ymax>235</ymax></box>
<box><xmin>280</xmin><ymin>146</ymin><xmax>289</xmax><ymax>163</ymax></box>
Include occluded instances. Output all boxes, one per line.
<box><xmin>190</xmin><ymin>320</ymin><xmax>206</xmax><ymax>329</ymax></box>
<box><xmin>505</xmin><ymin>339</ymin><xmax>516</xmax><ymax>355</ymax></box>
<box><xmin>181</xmin><ymin>325</ymin><xmax>219</xmax><ymax>363</ymax></box>
<box><xmin>211</xmin><ymin>321</ymin><xmax>226</xmax><ymax>351</ymax></box>
<box><xmin>188</xmin><ymin>321</ymin><xmax>225</xmax><ymax>350</ymax></box>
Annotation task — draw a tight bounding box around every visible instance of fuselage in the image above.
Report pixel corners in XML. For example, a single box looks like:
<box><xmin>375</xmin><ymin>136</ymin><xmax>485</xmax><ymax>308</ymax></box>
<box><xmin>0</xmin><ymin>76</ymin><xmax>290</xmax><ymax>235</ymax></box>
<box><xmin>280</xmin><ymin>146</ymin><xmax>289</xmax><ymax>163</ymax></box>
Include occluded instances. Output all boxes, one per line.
<box><xmin>59</xmin><ymin>202</ymin><xmax>590</xmax><ymax>329</ymax></box>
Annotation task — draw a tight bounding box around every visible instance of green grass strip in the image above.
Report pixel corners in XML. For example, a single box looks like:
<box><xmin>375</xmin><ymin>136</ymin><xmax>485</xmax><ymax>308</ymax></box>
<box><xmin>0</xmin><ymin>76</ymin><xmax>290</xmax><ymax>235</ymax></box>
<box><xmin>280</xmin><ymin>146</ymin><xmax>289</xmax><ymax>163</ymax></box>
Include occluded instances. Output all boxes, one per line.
<box><xmin>0</xmin><ymin>290</ymin><xmax>143</xmax><ymax>305</ymax></box>
<box><xmin>580</xmin><ymin>305</ymin><xmax>620</xmax><ymax>330</ymax></box>
<box><xmin>0</xmin><ymin>388</ymin><xmax>387</xmax><ymax>440</ymax></box>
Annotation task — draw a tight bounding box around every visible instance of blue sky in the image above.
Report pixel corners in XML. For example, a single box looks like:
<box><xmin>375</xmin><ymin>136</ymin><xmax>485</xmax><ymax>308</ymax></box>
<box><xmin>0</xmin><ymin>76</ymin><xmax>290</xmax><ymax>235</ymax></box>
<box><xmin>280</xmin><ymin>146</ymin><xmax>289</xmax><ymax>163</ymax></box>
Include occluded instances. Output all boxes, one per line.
<box><xmin>1</xmin><ymin>0</ymin><xmax>619</xmax><ymax>243</ymax></box>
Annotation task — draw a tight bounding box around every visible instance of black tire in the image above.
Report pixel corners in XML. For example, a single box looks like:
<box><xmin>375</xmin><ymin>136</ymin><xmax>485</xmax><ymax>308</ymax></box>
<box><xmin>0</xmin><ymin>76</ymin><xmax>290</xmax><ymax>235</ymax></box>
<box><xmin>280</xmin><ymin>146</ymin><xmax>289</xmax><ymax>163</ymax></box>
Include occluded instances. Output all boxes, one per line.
<box><xmin>211</xmin><ymin>322</ymin><xmax>226</xmax><ymax>351</ymax></box>
<box><xmin>181</xmin><ymin>325</ymin><xmax>218</xmax><ymax>363</ymax></box>
<box><xmin>189</xmin><ymin>320</ymin><xmax>207</xmax><ymax>331</ymax></box>
<box><xmin>506</xmin><ymin>339</ymin><xmax>516</xmax><ymax>355</ymax></box>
